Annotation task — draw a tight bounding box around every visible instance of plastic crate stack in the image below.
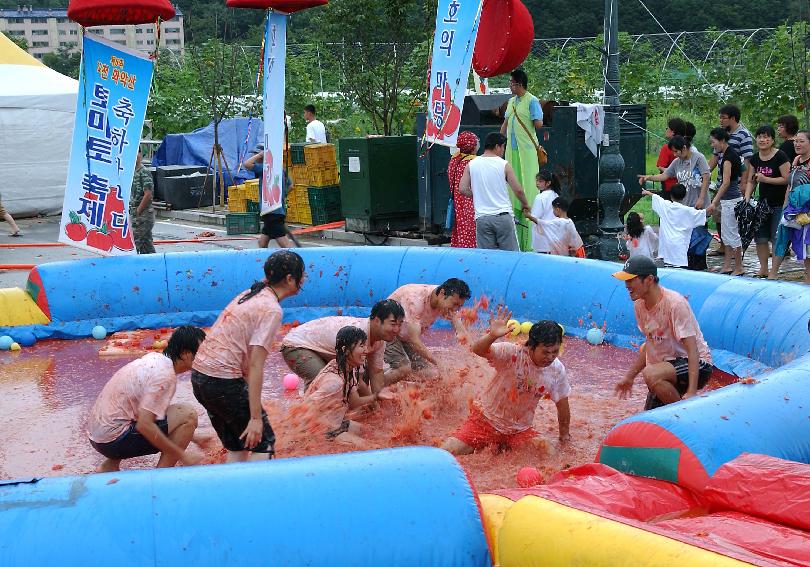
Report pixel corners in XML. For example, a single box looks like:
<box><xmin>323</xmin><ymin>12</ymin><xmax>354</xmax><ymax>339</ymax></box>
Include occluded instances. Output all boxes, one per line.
<box><xmin>305</xmin><ymin>144</ymin><xmax>342</xmax><ymax>225</ymax></box>
<box><xmin>227</xmin><ymin>184</ymin><xmax>247</xmax><ymax>212</ymax></box>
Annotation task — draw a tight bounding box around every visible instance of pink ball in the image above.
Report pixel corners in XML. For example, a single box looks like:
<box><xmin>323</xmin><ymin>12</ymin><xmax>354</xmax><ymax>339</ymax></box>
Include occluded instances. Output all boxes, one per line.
<box><xmin>516</xmin><ymin>466</ymin><xmax>543</xmax><ymax>488</ymax></box>
<box><xmin>282</xmin><ymin>373</ymin><xmax>300</xmax><ymax>390</ymax></box>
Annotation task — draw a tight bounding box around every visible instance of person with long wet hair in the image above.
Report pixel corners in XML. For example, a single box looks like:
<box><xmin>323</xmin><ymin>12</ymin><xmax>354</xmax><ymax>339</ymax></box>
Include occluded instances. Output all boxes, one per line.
<box><xmin>303</xmin><ymin>326</ymin><xmax>380</xmax><ymax>446</ymax></box>
<box><xmin>191</xmin><ymin>250</ymin><xmax>306</xmax><ymax>462</ymax></box>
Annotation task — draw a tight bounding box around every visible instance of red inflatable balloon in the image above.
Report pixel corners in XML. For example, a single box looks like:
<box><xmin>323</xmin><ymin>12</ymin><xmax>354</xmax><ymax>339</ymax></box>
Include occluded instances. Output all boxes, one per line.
<box><xmin>473</xmin><ymin>0</ymin><xmax>534</xmax><ymax>78</ymax></box>
<box><xmin>68</xmin><ymin>0</ymin><xmax>175</xmax><ymax>26</ymax></box>
<box><xmin>225</xmin><ymin>0</ymin><xmax>327</xmax><ymax>13</ymax></box>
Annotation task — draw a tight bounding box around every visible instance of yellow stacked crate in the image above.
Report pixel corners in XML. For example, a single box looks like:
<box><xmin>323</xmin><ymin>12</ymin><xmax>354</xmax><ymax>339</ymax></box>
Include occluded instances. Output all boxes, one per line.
<box><xmin>227</xmin><ymin>184</ymin><xmax>247</xmax><ymax>212</ymax></box>
<box><xmin>243</xmin><ymin>179</ymin><xmax>260</xmax><ymax>202</ymax></box>
<box><xmin>285</xmin><ymin>184</ymin><xmax>312</xmax><ymax>225</ymax></box>
<box><xmin>303</xmin><ymin>143</ymin><xmax>339</xmax><ymax>188</ymax></box>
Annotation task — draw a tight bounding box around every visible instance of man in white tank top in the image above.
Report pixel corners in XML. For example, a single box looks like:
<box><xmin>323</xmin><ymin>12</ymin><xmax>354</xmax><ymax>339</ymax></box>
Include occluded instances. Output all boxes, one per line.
<box><xmin>459</xmin><ymin>132</ymin><xmax>537</xmax><ymax>251</ymax></box>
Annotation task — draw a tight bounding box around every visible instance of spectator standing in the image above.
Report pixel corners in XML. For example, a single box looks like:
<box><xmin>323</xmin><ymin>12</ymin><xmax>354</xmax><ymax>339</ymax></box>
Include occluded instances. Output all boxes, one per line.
<box><xmin>637</xmin><ymin>185</ymin><xmax>706</xmax><ymax>268</ymax></box>
<box><xmin>777</xmin><ymin>114</ymin><xmax>799</xmax><ymax>164</ymax></box>
<box><xmin>530</xmin><ymin>169</ymin><xmax>561</xmax><ymax>252</ymax></box>
<box><xmin>743</xmin><ymin>125</ymin><xmax>790</xmax><ymax>278</ymax></box>
<box><xmin>304</xmin><ymin>104</ymin><xmax>327</xmax><ymax>143</ymax></box>
<box><xmin>771</xmin><ymin>130</ymin><xmax>810</xmax><ymax>284</ymax></box>
<box><xmin>623</xmin><ymin>212</ymin><xmax>658</xmax><ymax>260</ymax></box>
<box><xmin>130</xmin><ymin>150</ymin><xmax>155</xmax><ymax>254</ymax></box>
<box><xmin>500</xmin><ymin>68</ymin><xmax>544</xmax><ymax>251</ymax></box>
<box><xmin>707</xmin><ymin>128</ymin><xmax>745</xmax><ymax>276</ymax></box>
<box><xmin>656</xmin><ymin>117</ymin><xmax>687</xmax><ymax>199</ymax></box>
<box><xmin>459</xmin><ymin>132</ymin><xmax>537</xmax><ymax>251</ymax></box>
<box><xmin>447</xmin><ymin>132</ymin><xmax>480</xmax><ymax>248</ymax></box>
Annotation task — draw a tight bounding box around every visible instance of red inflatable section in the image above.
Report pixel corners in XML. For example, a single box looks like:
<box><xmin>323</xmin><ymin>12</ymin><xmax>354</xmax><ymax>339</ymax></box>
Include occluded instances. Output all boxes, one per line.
<box><xmin>225</xmin><ymin>0</ymin><xmax>327</xmax><ymax>12</ymax></box>
<box><xmin>701</xmin><ymin>453</ymin><xmax>810</xmax><ymax>532</ymax></box>
<box><xmin>657</xmin><ymin>512</ymin><xmax>810</xmax><ymax>567</ymax></box>
<box><xmin>472</xmin><ymin>0</ymin><xmax>534</xmax><ymax>78</ymax></box>
<box><xmin>68</xmin><ymin>0</ymin><xmax>175</xmax><ymax>26</ymax></box>
<box><xmin>598</xmin><ymin>420</ymin><xmax>711</xmax><ymax>491</ymax></box>
<box><xmin>495</xmin><ymin>463</ymin><xmax>699</xmax><ymax>522</ymax></box>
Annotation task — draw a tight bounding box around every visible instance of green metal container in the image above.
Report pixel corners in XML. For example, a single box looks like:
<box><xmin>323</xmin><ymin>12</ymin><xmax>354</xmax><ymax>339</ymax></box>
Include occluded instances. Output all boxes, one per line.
<box><xmin>338</xmin><ymin>136</ymin><xmax>419</xmax><ymax>233</ymax></box>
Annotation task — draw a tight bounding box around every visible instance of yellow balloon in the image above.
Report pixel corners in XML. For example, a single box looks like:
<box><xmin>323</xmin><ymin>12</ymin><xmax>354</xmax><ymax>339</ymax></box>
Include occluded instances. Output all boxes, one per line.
<box><xmin>507</xmin><ymin>319</ymin><xmax>521</xmax><ymax>336</ymax></box>
<box><xmin>9</xmin><ymin>342</ymin><xmax>21</xmax><ymax>351</ymax></box>
<box><xmin>520</xmin><ymin>321</ymin><xmax>533</xmax><ymax>334</ymax></box>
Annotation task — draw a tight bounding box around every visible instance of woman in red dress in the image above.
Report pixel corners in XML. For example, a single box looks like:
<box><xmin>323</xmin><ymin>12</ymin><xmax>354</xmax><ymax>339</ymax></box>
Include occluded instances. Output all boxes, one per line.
<box><xmin>448</xmin><ymin>131</ymin><xmax>480</xmax><ymax>248</ymax></box>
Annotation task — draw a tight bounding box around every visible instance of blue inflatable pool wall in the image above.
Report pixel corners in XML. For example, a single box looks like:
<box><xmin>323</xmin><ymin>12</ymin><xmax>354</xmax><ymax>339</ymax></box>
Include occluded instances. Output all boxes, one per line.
<box><xmin>0</xmin><ymin>447</ymin><xmax>491</xmax><ymax>566</ymax></box>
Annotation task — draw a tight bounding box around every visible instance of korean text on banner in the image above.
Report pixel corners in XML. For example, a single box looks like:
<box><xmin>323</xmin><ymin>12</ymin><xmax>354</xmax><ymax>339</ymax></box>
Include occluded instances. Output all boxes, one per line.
<box><xmin>261</xmin><ymin>11</ymin><xmax>287</xmax><ymax>215</ymax></box>
<box><xmin>426</xmin><ymin>0</ymin><xmax>482</xmax><ymax>147</ymax></box>
<box><xmin>59</xmin><ymin>35</ymin><xmax>154</xmax><ymax>256</ymax></box>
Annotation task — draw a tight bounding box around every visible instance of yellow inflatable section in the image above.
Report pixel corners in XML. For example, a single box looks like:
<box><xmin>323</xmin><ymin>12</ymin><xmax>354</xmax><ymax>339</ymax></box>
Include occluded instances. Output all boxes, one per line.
<box><xmin>0</xmin><ymin>287</ymin><xmax>50</xmax><ymax>327</ymax></box>
<box><xmin>481</xmin><ymin>495</ymin><xmax>750</xmax><ymax>567</ymax></box>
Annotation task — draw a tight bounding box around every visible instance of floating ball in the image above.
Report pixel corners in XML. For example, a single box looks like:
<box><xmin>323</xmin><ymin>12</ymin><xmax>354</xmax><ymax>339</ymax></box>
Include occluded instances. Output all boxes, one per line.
<box><xmin>520</xmin><ymin>321</ymin><xmax>533</xmax><ymax>335</ymax></box>
<box><xmin>0</xmin><ymin>335</ymin><xmax>13</xmax><ymax>350</ymax></box>
<box><xmin>507</xmin><ymin>319</ymin><xmax>521</xmax><ymax>336</ymax></box>
<box><xmin>283</xmin><ymin>373</ymin><xmax>300</xmax><ymax>390</ymax></box>
<box><xmin>516</xmin><ymin>466</ymin><xmax>543</xmax><ymax>488</ymax></box>
<box><xmin>91</xmin><ymin>325</ymin><xmax>107</xmax><ymax>340</ymax></box>
<box><xmin>15</xmin><ymin>330</ymin><xmax>36</xmax><ymax>347</ymax></box>
<box><xmin>152</xmin><ymin>339</ymin><xmax>168</xmax><ymax>350</ymax></box>
<box><xmin>586</xmin><ymin>327</ymin><xmax>605</xmax><ymax>346</ymax></box>
<box><xmin>9</xmin><ymin>342</ymin><xmax>21</xmax><ymax>351</ymax></box>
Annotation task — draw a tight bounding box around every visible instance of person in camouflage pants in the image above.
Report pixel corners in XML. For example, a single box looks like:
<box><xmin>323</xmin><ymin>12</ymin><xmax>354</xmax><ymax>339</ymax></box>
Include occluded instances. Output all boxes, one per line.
<box><xmin>130</xmin><ymin>150</ymin><xmax>155</xmax><ymax>254</ymax></box>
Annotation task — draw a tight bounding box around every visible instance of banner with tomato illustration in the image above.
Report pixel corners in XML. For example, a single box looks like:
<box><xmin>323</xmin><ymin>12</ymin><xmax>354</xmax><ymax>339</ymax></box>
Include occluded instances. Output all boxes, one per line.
<box><xmin>260</xmin><ymin>11</ymin><xmax>286</xmax><ymax>215</ymax></box>
<box><xmin>59</xmin><ymin>35</ymin><xmax>154</xmax><ymax>255</ymax></box>
<box><xmin>426</xmin><ymin>0</ymin><xmax>482</xmax><ymax>147</ymax></box>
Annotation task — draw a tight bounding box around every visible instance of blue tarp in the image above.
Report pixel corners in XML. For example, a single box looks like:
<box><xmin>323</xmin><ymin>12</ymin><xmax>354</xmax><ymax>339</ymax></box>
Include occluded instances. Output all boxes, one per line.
<box><xmin>151</xmin><ymin>117</ymin><xmax>263</xmax><ymax>188</ymax></box>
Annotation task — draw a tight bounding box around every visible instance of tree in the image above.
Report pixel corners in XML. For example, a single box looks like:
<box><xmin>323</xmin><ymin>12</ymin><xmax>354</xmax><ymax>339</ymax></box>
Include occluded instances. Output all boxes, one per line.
<box><xmin>42</xmin><ymin>45</ymin><xmax>81</xmax><ymax>79</ymax></box>
<box><xmin>7</xmin><ymin>34</ymin><xmax>27</xmax><ymax>51</ymax></box>
<box><xmin>315</xmin><ymin>0</ymin><xmax>432</xmax><ymax>135</ymax></box>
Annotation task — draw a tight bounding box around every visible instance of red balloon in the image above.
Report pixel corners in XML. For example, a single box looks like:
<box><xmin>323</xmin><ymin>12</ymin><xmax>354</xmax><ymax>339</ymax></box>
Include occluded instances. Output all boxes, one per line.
<box><xmin>225</xmin><ymin>0</ymin><xmax>328</xmax><ymax>13</ymax></box>
<box><xmin>516</xmin><ymin>466</ymin><xmax>543</xmax><ymax>488</ymax></box>
<box><xmin>68</xmin><ymin>0</ymin><xmax>175</xmax><ymax>26</ymax></box>
<box><xmin>473</xmin><ymin>0</ymin><xmax>534</xmax><ymax>78</ymax></box>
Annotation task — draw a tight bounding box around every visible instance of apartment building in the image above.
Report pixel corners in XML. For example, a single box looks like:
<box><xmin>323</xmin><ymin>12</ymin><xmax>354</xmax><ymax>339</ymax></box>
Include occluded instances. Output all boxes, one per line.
<box><xmin>0</xmin><ymin>5</ymin><xmax>184</xmax><ymax>59</ymax></box>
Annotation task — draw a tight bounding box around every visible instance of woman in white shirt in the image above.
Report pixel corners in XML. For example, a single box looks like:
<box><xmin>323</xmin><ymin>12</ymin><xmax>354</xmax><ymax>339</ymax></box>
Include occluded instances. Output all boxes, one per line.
<box><xmin>624</xmin><ymin>212</ymin><xmax>659</xmax><ymax>259</ymax></box>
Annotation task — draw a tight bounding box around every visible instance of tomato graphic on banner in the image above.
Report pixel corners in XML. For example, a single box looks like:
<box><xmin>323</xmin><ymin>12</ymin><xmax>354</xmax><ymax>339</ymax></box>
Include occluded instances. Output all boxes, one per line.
<box><xmin>425</xmin><ymin>81</ymin><xmax>461</xmax><ymax>141</ymax></box>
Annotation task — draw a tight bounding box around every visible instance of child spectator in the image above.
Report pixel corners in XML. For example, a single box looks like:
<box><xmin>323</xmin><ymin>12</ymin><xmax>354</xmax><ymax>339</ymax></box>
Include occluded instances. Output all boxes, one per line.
<box><xmin>530</xmin><ymin>170</ymin><xmax>561</xmax><ymax>252</ymax></box>
<box><xmin>624</xmin><ymin>212</ymin><xmax>659</xmax><ymax>260</ymax></box>
<box><xmin>191</xmin><ymin>250</ymin><xmax>305</xmax><ymax>463</ymax></box>
<box><xmin>303</xmin><ymin>326</ymin><xmax>380</xmax><ymax>447</ymax></box>
<box><xmin>441</xmin><ymin>311</ymin><xmax>571</xmax><ymax>455</ymax></box>
<box><xmin>639</xmin><ymin>184</ymin><xmax>706</xmax><ymax>268</ymax></box>
<box><xmin>534</xmin><ymin>197</ymin><xmax>584</xmax><ymax>256</ymax></box>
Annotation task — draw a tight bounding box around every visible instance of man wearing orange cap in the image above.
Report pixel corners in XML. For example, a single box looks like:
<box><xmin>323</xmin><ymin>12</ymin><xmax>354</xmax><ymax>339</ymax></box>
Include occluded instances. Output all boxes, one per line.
<box><xmin>612</xmin><ymin>256</ymin><xmax>714</xmax><ymax>410</ymax></box>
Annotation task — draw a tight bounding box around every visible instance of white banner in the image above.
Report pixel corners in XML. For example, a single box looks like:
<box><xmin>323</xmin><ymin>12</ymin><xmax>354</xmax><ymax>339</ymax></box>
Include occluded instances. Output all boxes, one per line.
<box><xmin>260</xmin><ymin>11</ymin><xmax>287</xmax><ymax>215</ymax></box>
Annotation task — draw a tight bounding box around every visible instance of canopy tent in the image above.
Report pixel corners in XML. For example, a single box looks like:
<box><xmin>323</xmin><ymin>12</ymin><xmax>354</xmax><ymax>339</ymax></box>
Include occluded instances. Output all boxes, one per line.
<box><xmin>0</xmin><ymin>32</ymin><xmax>77</xmax><ymax>217</ymax></box>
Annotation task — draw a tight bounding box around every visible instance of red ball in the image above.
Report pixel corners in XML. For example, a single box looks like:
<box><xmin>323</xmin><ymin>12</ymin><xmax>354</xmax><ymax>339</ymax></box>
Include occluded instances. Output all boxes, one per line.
<box><xmin>516</xmin><ymin>466</ymin><xmax>542</xmax><ymax>488</ymax></box>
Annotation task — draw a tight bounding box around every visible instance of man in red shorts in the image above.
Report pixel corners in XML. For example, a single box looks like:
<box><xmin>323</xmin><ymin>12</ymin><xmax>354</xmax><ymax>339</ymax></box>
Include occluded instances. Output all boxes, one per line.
<box><xmin>441</xmin><ymin>308</ymin><xmax>571</xmax><ymax>455</ymax></box>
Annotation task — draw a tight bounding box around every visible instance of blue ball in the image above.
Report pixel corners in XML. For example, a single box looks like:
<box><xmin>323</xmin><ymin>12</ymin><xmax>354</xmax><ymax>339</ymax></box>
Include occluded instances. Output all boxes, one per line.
<box><xmin>91</xmin><ymin>325</ymin><xmax>107</xmax><ymax>340</ymax></box>
<box><xmin>0</xmin><ymin>335</ymin><xmax>13</xmax><ymax>350</ymax></box>
<box><xmin>14</xmin><ymin>330</ymin><xmax>37</xmax><ymax>347</ymax></box>
<box><xmin>586</xmin><ymin>327</ymin><xmax>605</xmax><ymax>346</ymax></box>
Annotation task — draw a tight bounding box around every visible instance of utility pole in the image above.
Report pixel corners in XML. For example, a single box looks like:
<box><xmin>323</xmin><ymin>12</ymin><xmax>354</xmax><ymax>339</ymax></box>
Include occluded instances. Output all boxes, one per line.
<box><xmin>596</xmin><ymin>0</ymin><xmax>625</xmax><ymax>261</ymax></box>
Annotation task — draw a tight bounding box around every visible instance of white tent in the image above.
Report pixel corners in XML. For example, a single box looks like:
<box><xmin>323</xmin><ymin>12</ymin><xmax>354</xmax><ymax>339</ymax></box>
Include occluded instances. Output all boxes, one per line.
<box><xmin>0</xmin><ymin>32</ymin><xmax>77</xmax><ymax>217</ymax></box>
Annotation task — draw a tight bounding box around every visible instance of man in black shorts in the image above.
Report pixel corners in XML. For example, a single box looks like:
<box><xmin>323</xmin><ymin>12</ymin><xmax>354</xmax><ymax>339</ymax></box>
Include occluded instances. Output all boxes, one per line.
<box><xmin>612</xmin><ymin>256</ymin><xmax>714</xmax><ymax>410</ymax></box>
<box><xmin>87</xmin><ymin>326</ymin><xmax>206</xmax><ymax>471</ymax></box>
<box><xmin>244</xmin><ymin>144</ymin><xmax>294</xmax><ymax>248</ymax></box>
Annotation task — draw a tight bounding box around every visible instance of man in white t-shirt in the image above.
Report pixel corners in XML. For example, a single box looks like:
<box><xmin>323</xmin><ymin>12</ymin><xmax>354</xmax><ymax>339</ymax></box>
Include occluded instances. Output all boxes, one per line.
<box><xmin>459</xmin><ymin>132</ymin><xmax>537</xmax><ymax>251</ymax></box>
<box><xmin>304</xmin><ymin>104</ymin><xmax>327</xmax><ymax>143</ymax></box>
<box><xmin>88</xmin><ymin>326</ymin><xmax>206</xmax><ymax>472</ymax></box>
<box><xmin>640</xmin><ymin>184</ymin><xmax>706</xmax><ymax>267</ymax></box>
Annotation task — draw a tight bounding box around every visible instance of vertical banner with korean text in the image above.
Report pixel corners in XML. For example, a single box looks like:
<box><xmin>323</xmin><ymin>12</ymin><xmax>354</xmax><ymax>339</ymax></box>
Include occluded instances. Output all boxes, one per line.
<box><xmin>426</xmin><ymin>0</ymin><xmax>482</xmax><ymax>147</ymax></box>
<box><xmin>59</xmin><ymin>35</ymin><xmax>153</xmax><ymax>255</ymax></box>
<box><xmin>261</xmin><ymin>11</ymin><xmax>287</xmax><ymax>215</ymax></box>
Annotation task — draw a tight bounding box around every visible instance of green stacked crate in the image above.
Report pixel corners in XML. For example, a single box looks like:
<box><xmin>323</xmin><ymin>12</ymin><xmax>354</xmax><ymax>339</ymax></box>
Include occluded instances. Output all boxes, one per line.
<box><xmin>246</xmin><ymin>200</ymin><xmax>260</xmax><ymax>213</ymax></box>
<box><xmin>307</xmin><ymin>185</ymin><xmax>342</xmax><ymax>225</ymax></box>
<box><xmin>289</xmin><ymin>143</ymin><xmax>307</xmax><ymax>165</ymax></box>
<box><xmin>226</xmin><ymin>212</ymin><xmax>260</xmax><ymax>235</ymax></box>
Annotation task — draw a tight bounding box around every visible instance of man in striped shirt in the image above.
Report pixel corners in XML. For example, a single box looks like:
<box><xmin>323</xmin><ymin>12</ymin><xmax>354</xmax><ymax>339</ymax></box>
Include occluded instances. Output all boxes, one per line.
<box><xmin>708</xmin><ymin>104</ymin><xmax>753</xmax><ymax>255</ymax></box>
